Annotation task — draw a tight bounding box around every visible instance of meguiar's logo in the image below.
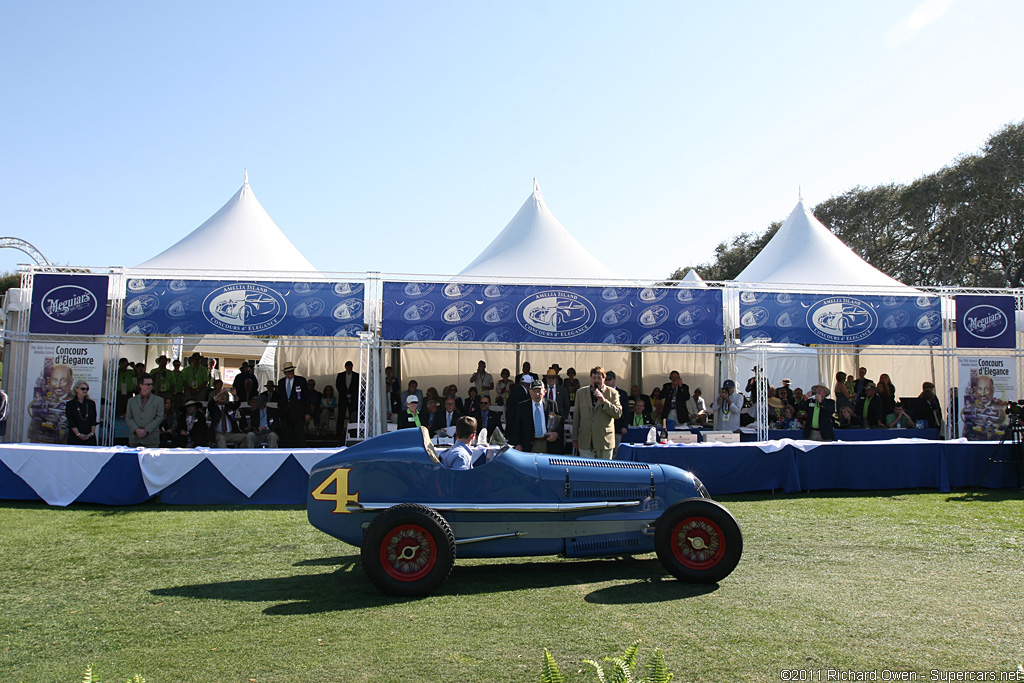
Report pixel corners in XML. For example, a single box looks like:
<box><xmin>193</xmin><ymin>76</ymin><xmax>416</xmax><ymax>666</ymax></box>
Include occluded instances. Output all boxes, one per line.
<box><xmin>41</xmin><ymin>285</ymin><xmax>98</xmax><ymax>324</ymax></box>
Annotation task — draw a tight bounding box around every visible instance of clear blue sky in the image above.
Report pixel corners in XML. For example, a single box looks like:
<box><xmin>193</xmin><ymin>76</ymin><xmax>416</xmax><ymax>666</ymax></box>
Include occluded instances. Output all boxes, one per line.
<box><xmin>1</xmin><ymin>0</ymin><xmax>1021</xmax><ymax>280</ymax></box>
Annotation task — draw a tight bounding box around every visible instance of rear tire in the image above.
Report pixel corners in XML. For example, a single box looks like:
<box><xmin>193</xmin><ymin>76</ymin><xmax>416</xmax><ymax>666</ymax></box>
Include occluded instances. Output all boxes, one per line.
<box><xmin>654</xmin><ymin>499</ymin><xmax>742</xmax><ymax>583</ymax></box>
<box><xmin>361</xmin><ymin>503</ymin><xmax>456</xmax><ymax>597</ymax></box>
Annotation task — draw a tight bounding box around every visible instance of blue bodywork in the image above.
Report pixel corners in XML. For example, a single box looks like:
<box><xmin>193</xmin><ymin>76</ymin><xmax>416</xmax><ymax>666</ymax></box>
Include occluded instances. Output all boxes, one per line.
<box><xmin>308</xmin><ymin>428</ymin><xmax>712</xmax><ymax>559</ymax></box>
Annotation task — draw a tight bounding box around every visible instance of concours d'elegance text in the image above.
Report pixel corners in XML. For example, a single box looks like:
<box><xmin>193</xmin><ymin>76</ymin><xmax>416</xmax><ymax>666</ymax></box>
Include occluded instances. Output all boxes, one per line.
<box><xmin>780</xmin><ymin>668</ymin><xmax>1024</xmax><ymax>681</ymax></box>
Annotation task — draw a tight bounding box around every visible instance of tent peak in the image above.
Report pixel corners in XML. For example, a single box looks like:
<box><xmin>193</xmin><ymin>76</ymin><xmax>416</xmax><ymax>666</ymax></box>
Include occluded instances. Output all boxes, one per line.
<box><xmin>244</xmin><ymin>169</ymin><xmax>249</xmax><ymax>186</ymax></box>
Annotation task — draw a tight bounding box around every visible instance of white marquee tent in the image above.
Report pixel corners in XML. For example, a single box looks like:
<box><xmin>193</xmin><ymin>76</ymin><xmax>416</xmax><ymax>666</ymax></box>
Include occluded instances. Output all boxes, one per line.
<box><xmin>458</xmin><ymin>180</ymin><xmax>623</xmax><ymax>281</ymax></box>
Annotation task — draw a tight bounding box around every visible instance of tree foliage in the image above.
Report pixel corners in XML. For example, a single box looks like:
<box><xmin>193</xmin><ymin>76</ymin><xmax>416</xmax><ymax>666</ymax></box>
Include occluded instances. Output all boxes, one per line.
<box><xmin>670</xmin><ymin>121</ymin><xmax>1024</xmax><ymax>287</ymax></box>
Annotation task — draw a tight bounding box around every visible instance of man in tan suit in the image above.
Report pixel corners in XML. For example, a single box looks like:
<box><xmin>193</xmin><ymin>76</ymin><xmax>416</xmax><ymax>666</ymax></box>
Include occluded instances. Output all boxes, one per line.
<box><xmin>572</xmin><ymin>366</ymin><xmax>622</xmax><ymax>459</ymax></box>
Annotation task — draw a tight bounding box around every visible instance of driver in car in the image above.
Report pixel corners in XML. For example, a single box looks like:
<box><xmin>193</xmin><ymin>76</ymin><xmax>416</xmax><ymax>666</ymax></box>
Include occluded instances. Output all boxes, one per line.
<box><xmin>441</xmin><ymin>416</ymin><xmax>480</xmax><ymax>470</ymax></box>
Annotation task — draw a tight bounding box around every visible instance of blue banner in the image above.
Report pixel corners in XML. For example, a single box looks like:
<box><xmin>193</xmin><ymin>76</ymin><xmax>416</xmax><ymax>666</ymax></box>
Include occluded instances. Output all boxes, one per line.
<box><xmin>739</xmin><ymin>291</ymin><xmax>942</xmax><ymax>346</ymax></box>
<box><xmin>956</xmin><ymin>295</ymin><xmax>1016</xmax><ymax>349</ymax></box>
<box><xmin>123</xmin><ymin>278</ymin><xmax>364</xmax><ymax>336</ymax></box>
<box><xmin>30</xmin><ymin>274</ymin><xmax>109</xmax><ymax>335</ymax></box>
<box><xmin>381</xmin><ymin>282</ymin><xmax>723</xmax><ymax>344</ymax></box>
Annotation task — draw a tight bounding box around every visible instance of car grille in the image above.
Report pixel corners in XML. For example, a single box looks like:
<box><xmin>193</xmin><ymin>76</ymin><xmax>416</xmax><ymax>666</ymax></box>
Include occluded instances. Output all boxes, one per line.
<box><xmin>548</xmin><ymin>458</ymin><xmax>651</xmax><ymax>469</ymax></box>
<box><xmin>571</xmin><ymin>487</ymin><xmax>648</xmax><ymax>500</ymax></box>
<box><xmin>570</xmin><ymin>534</ymin><xmax>643</xmax><ymax>552</ymax></box>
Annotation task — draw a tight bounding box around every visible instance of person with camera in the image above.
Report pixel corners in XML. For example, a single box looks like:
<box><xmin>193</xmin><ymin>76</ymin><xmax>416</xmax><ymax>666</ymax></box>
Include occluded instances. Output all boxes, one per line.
<box><xmin>713</xmin><ymin>379</ymin><xmax>744</xmax><ymax>432</ymax></box>
<box><xmin>799</xmin><ymin>384</ymin><xmax>836</xmax><ymax>442</ymax></box>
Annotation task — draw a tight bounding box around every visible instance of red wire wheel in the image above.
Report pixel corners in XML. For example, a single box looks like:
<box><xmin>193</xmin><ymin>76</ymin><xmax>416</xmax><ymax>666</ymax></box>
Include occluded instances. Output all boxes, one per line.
<box><xmin>362</xmin><ymin>503</ymin><xmax>456</xmax><ymax>597</ymax></box>
<box><xmin>655</xmin><ymin>499</ymin><xmax>742</xmax><ymax>583</ymax></box>
<box><xmin>379</xmin><ymin>523</ymin><xmax>439</xmax><ymax>582</ymax></box>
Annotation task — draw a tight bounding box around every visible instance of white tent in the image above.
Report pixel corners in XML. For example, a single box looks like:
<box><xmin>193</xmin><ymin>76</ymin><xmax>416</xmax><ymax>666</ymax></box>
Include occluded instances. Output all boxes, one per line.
<box><xmin>735</xmin><ymin>199</ymin><xmax>910</xmax><ymax>290</ymax></box>
<box><xmin>136</xmin><ymin>173</ymin><xmax>317</xmax><ymax>272</ymax></box>
<box><xmin>458</xmin><ymin>180</ymin><xmax>623</xmax><ymax>280</ymax></box>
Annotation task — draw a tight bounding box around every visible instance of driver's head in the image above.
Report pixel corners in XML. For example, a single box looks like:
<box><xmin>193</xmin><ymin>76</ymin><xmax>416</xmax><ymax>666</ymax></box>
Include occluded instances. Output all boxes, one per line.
<box><xmin>455</xmin><ymin>416</ymin><xmax>477</xmax><ymax>440</ymax></box>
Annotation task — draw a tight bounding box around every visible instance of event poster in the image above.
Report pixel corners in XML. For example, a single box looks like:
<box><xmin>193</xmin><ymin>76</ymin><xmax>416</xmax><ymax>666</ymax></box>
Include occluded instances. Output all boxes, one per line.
<box><xmin>739</xmin><ymin>291</ymin><xmax>942</xmax><ymax>346</ymax></box>
<box><xmin>122</xmin><ymin>278</ymin><xmax>364</xmax><ymax>337</ymax></box>
<box><xmin>25</xmin><ymin>343</ymin><xmax>104</xmax><ymax>444</ymax></box>
<box><xmin>958</xmin><ymin>356</ymin><xmax>1015</xmax><ymax>441</ymax></box>
<box><xmin>380</xmin><ymin>282</ymin><xmax>724</xmax><ymax>345</ymax></box>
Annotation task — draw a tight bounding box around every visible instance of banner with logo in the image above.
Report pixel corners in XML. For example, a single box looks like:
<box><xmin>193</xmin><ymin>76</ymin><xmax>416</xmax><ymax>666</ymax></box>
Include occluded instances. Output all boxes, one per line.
<box><xmin>122</xmin><ymin>278</ymin><xmax>365</xmax><ymax>336</ymax></box>
<box><xmin>381</xmin><ymin>282</ymin><xmax>724</xmax><ymax>345</ymax></box>
<box><xmin>739</xmin><ymin>291</ymin><xmax>942</xmax><ymax>346</ymax></box>
<box><xmin>958</xmin><ymin>356</ymin><xmax>1015</xmax><ymax>441</ymax></box>
<box><xmin>25</xmin><ymin>342</ymin><xmax>104</xmax><ymax>444</ymax></box>
<box><xmin>30</xmin><ymin>274</ymin><xmax>109</xmax><ymax>334</ymax></box>
<box><xmin>955</xmin><ymin>295</ymin><xmax>1016</xmax><ymax>349</ymax></box>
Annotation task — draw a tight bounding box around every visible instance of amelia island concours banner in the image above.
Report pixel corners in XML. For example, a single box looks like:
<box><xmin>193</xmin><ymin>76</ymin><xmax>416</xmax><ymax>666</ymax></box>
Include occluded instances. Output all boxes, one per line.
<box><xmin>381</xmin><ymin>283</ymin><xmax>724</xmax><ymax>345</ymax></box>
<box><xmin>122</xmin><ymin>279</ymin><xmax>365</xmax><ymax>337</ymax></box>
<box><xmin>958</xmin><ymin>356</ymin><xmax>1016</xmax><ymax>441</ymax></box>
<box><xmin>25</xmin><ymin>343</ymin><xmax>104</xmax><ymax>444</ymax></box>
<box><xmin>739</xmin><ymin>291</ymin><xmax>942</xmax><ymax>346</ymax></box>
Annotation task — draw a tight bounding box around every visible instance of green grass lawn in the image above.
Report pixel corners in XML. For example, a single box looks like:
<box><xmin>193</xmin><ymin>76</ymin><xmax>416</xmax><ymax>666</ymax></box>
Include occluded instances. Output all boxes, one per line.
<box><xmin>1</xmin><ymin>491</ymin><xmax>1022</xmax><ymax>682</ymax></box>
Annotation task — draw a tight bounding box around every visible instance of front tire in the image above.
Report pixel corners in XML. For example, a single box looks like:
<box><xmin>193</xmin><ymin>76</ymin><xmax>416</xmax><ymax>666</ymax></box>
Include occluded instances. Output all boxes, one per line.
<box><xmin>361</xmin><ymin>503</ymin><xmax>456</xmax><ymax>597</ymax></box>
<box><xmin>654</xmin><ymin>499</ymin><xmax>742</xmax><ymax>583</ymax></box>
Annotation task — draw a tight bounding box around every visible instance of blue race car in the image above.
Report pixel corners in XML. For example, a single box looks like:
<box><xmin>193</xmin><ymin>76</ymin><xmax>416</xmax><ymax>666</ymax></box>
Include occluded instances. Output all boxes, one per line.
<box><xmin>307</xmin><ymin>427</ymin><xmax>742</xmax><ymax>596</ymax></box>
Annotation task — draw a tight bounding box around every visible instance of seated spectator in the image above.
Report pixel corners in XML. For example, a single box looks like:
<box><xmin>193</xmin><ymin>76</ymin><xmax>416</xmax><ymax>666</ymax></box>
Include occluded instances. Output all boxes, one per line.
<box><xmin>307</xmin><ymin>378</ymin><xmax>323</xmax><ymax>435</ymax></box>
<box><xmin>431</xmin><ymin>397</ymin><xmax>462</xmax><ymax>436</ymax></box>
<box><xmin>233</xmin><ymin>362</ymin><xmax>258</xmax><ymax>404</ymax></box>
<box><xmin>776</xmin><ymin>386</ymin><xmax>795</xmax><ymax>407</ymax></box>
<box><xmin>624</xmin><ymin>398</ymin><xmax>655</xmax><ymax>433</ymax></box>
<box><xmin>685</xmin><ymin>388</ymin><xmax>709</xmax><ymax>427</ymax></box>
<box><xmin>766</xmin><ymin>396</ymin><xmax>784</xmax><ymax>425</ymax></box>
<box><xmin>442</xmin><ymin>385</ymin><xmax>464</xmax><ymax>413</ymax></box>
<box><xmin>476</xmin><ymin>396</ymin><xmax>500</xmax><ymax>436</ymax></box>
<box><xmin>792</xmin><ymin>387</ymin><xmax>805</xmax><ymax>404</ymax></box>
<box><xmin>494</xmin><ymin>368</ymin><xmax>513</xmax><ymax>406</ymax></box>
<box><xmin>836</xmin><ymin>405</ymin><xmax>864</xmax><ymax>429</ymax></box>
<box><xmin>422</xmin><ymin>399</ymin><xmax>440</xmax><ymax>435</ymax></box>
<box><xmin>425</xmin><ymin>386</ymin><xmax>441</xmax><ymax>406</ymax></box>
<box><xmin>244</xmin><ymin>395</ymin><xmax>279</xmax><ymax>448</ymax></box>
<box><xmin>397</xmin><ymin>395</ymin><xmax>424</xmax><ymax>430</ymax></box>
<box><xmin>158</xmin><ymin>396</ymin><xmax>178</xmax><ymax>448</ymax></box>
<box><xmin>320</xmin><ymin>385</ymin><xmax>337</xmax><ymax>432</ymax></box>
<box><xmin>876</xmin><ymin>373</ymin><xmax>896</xmax><ymax>417</ymax></box>
<box><xmin>176</xmin><ymin>399</ymin><xmax>209</xmax><ymax>448</ymax></box>
<box><xmin>563</xmin><ymin>367</ymin><xmax>581</xmax><ymax>406</ymax></box>
<box><xmin>400</xmin><ymin>380</ymin><xmax>423</xmax><ymax>407</ymax></box>
<box><xmin>855</xmin><ymin>382</ymin><xmax>885</xmax><ymax>428</ymax></box>
<box><xmin>260</xmin><ymin>381</ymin><xmax>276</xmax><ymax>400</ymax></box>
<box><xmin>464</xmin><ymin>386</ymin><xmax>481</xmax><ymax>416</ymax></box>
<box><xmin>775</xmin><ymin>404</ymin><xmax>801</xmax><ymax>430</ymax></box>
<box><xmin>913</xmin><ymin>382</ymin><xmax>943</xmax><ymax>429</ymax></box>
<box><xmin>208</xmin><ymin>391</ymin><xmax>246</xmax><ymax>448</ymax></box>
<box><xmin>886</xmin><ymin>402</ymin><xmax>916</xmax><ymax>429</ymax></box>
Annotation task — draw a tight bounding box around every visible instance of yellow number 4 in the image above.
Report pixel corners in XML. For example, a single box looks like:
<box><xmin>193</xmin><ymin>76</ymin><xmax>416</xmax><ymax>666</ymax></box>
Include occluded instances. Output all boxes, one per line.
<box><xmin>311</xmin><ymin>468</ymin><xmax>359</xmax><ymax>513</ymax></box>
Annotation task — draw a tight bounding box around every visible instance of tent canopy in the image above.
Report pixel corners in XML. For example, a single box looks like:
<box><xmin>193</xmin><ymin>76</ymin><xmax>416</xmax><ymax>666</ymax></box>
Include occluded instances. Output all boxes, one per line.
<box><xmin>735</xmin><ymin>199</ymin><xmax>909</xmax><ymax>290</ymax></box>
<box><xmin>136</xmin><ymin>173</ymin><xmax>317</xmax><ymax>272</ymax></box>
<box><xmin>458</xmin><ymin>180</ymin><xmax>622</xmax><ymax>280</ymax></box>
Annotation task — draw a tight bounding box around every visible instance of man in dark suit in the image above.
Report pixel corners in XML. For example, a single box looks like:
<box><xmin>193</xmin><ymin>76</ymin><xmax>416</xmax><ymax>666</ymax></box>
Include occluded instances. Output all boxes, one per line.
<box><xmin>855</xmin><ymin>382</ymin><xmax>885</xmax><ymax>428</ymax></box>
<box><xmin>542</xmin><ymin>370</ymin><xmax>570</xmax><ymax>453</ymax></box>
<box><xmin>430</xmin><ymin>397</ymin><xmax>462</xmax><ymax>436</ymax></box>
<box><xmin>627</xmin><ymin>384</ymin><xmax>652</xmax><ymax>420</ymax></box>
<box><xmin>244</xmin><ymin>395</ymin><xmax>279</xmax><ymax>448</ymax></box>
<box><xmin>206</xmin><ymin>390</ymin><xmax>247</xmax><ymax>448</ymax></box>
<box><xmin>273</xmin><ymin>362</ymin><xmax>311</xmax><ymax>447</ymax></box>
<box><xmin>512</xmin><ymin>380</ymin><xmax>562</xmax><ymax>454</ymax></box>
<box><xmin>660</xmin><ymin>370</ymin><xmax>691</xmax><ymax>425</ymax></box>
<box><xmin>605</xmin><ymin>372</ymin><xmax>631</xmax><ymax>448</ymax></box>
<box><xmin>504</xmin><ymin>373</ymin><xmax>532</xmax><ymax>434</ymax></box>
<box><xmin>799</xmin><ymin>384</ymin><xmax>836</xmax><ymax>442</ymax></box>
<box><xmin>335</xmin><ymin>360</ymin><xmax>359</xmax><ymax>422</ymax></box>
<box><xmin>474</xmin><ymin>395</ymin><xmax>501</xmax><ymax>438</ymax></box>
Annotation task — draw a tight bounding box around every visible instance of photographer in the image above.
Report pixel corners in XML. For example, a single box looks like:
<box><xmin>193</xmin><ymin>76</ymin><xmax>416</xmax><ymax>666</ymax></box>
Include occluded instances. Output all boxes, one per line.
<box><xmin>714</xmin><ymin>379</ymin><xmax>744</xmax><ymax>432</ymax></box>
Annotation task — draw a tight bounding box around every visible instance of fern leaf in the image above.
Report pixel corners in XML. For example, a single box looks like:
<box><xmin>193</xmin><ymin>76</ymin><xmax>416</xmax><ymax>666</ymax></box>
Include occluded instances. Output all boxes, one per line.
<box><xmin>622</xmin><ymin>639</ymin><xmax>642</xmax><ymax>670</ymax></box>
<box><xmin>541</xmin><ymin>648</ymin><xmax>564</xmax><ymax>683</ymax></box>
<box><xmin>645</xmin><ymin>649</ymin><xmax>672</xmax><ymax>683</ymax></box>
<box><xmin>584</xmin><ymin>659</ymin><xmax>608</xmax><ymax>683</ymax></box>
<box><xmin>81</xmin><ymin>665</ymin><xmax>94</xmax><ymax>683</ymax></box>
<box><xmin>608</xmin><ymin>656</ymin><xmax>634</xmax><ymax>683</ymax></box>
